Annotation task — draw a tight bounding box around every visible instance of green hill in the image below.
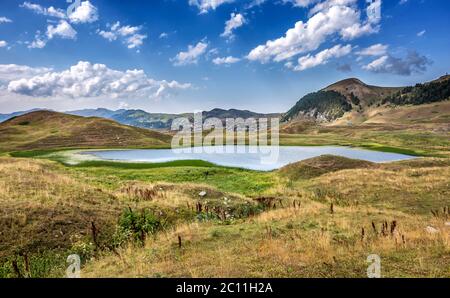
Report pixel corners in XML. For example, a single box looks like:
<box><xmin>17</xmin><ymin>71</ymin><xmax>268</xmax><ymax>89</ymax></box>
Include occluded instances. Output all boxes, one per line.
<box><xmin>0</xmin><ymin>111</ymin><xmax>172</xmax><ymax>152</ymax></box>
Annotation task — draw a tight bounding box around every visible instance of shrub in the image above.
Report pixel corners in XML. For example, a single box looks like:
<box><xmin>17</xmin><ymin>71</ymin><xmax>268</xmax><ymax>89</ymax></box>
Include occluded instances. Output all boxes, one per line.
<box><xmin>115</xmin><ymin>208</ymin><xmax>165</xmax><ymax>245</ymax></box>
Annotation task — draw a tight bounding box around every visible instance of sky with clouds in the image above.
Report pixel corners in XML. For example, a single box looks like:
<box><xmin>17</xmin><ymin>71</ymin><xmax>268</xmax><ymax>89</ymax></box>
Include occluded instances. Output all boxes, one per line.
<box><xmin>0</xmin><ymin>0</ymin><xmax>449</xmax><ymax>113</ymax></box>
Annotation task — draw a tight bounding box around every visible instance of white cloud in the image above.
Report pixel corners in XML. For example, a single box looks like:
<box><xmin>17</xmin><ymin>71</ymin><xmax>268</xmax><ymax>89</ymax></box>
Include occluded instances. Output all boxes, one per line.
<box><xmin>339</xmin><ymin>0</ymin><xmax>381</xmax><ymax>40</ymax></box>
<box><xmin>27</xmin><ymin>21</ymin><xmax>77</xmax><ymax>50</ymax></box>
<box><xmin>0</xmin><ymin>41</ymin><xmax>7</xmax><ymax>48</ymax></box>
<box><xmin>28</xmin><ymin>39</ymin><xmax>46</xmax><ymax>49</ymax></box>
<box><xmin>363</xmin><ymin>51</ymin><xmax>431</xmax><ymax>76</ymax></box>
<box><xmin>172</xmin><ymin>41</ymin><xmax>209</xmax><ymax>66</ymax></box>
<box><xmin>6</xmin><ymin>61</ymin><xmax>192</xmax><ymax>100</ymax></box>
<box><xmin>221</xmin><ymin>13</ymin><xmax>246</xmax><ymax>40</ymax></box>
<box><xmin>159</xmin><ymin>32</ymin><xmax>169</xmax><ymax>39</ymax></box>
<box><xmin>20</xmin><ymin>2</ymin><xmax>66</xmax><ymax>19</ymax></box>
<box><xmin>212</xmin><ymin>56</ymin><xmax>241</xmax><ymax>65</ymax></box>
<box><xmin>47</xmin><ymin>20</ymin><xmax>77</xmax><ymax>40</ymax></box>
<box><xmin>0</xmin><ymin>17</ymin><xmax>12</xmax><ymax>23</ymax></box>
<box><xmin>20</xmin><ymin>1</ymin><xmax>98</xmax><ymax>23</ymax></box>
<box><xmin>290</xmin><ymin>44</ymin><xmax>352</xmax><ymax>71</ymax></box>
<box><xmin>28</xmin><ymin>31</ymin><xmax>47</xmax><ymax>49</ymax></box>
<box><xmin>68</xmin><ymin>1</ymin><xmax>98</xmax><ymax>24</ymax></box>
<box><xmin>0</xmin><ymin>64</ymin><xmax>52</xmax><ymax>81</ymax></box>
<box><xmin>246</xmin><ymin>0</ymin><xmax>267</xmax><ymax>8</ymax></box>
<box><xmin>356</xmin><ymin>43</ymin><xmax>388</xmax><ymax>56</ymax></box>
<box><xmin>283</xmin><ymin>0</ymin><xmax>317</xmax><ymax>8</ymax></box>
<box><xmin>399</xmin><ymin>0</ymin><xmax>408</xmax><ymax>4</ymax></box>
<box><xmin>188</xmin><ymin>0</ymin><xmax>234</xmax><ymax>14</ymax></box>
<box><xmin>309</xmin><ymin>0</ymin><xmax>355</xmax><ymax>15</ymax></box>
<box><xmin>417</xmin><ymin>30</ymin><xmax>426</xmax><ymax>37</ymax></box>
<box><xmin>247</xmin><ymin>0</ymin><xmax>381</xmax><ymax>64</ymax></box>
<box><xmin>22</xmin><ymin>1</ymin><xmax>99</xmax><ymax>49</ymax></box>
<box><xmin>97</xmin><ymin>22</ymin><xmax>147</xmax><ymax>49</ymax></box>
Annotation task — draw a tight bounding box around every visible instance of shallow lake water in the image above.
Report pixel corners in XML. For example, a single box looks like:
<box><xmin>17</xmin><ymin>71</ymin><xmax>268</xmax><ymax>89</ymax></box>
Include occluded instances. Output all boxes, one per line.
<box><xmin>80</xmin><ymin>146</ymin><xmax>416</xmax><ymax>171</ymax></box>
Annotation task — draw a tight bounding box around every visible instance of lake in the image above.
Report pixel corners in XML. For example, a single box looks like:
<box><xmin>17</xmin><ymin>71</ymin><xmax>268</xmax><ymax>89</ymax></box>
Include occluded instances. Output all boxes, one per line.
<box><xmin>80</xmin><ymin>146</ymin><xmax>416</xmax><ymax>171</ymax></box>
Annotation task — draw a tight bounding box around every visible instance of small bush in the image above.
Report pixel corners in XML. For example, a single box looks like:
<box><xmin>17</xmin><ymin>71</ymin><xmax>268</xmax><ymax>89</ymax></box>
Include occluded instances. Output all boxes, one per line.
<box><xmin>115</xmin><ymin>208</ymin><xmax>165</xmax><ymax>245</ymax></box>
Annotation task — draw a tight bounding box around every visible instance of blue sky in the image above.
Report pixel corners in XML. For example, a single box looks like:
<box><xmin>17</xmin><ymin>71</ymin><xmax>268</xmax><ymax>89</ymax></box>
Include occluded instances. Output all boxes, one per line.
<box><xmin>0</xmin><ymin>0</ymin><xmax>449</xmax><ymax>114</ymax></box>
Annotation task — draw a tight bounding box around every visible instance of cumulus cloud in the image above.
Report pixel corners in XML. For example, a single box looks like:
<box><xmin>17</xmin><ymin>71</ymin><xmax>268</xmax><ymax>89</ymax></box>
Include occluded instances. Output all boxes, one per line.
<box><xmin>247</xmin><ymin>0</ymin><xmax>381</xmax><ymax>63</ymax></box>
<box><xmin>97</xmin><ymin>22</ymin><xmax>147</xmax><ymax>49</ymax></box>
<box><xmin>356</xmin><ymin>43</ymin><xmax>388</xmax><ymax>56</ymax></box>
<box><xmin>309</xmin><ymin>0</ymin><xmax>356</xmax><ymax>15</ymax></box>
<box><xmin>283</xmin><ymin>0</ymin><xmax>317</xmax><ymax>8</ymax></box>
<box><xmin>0</xmin><ymin>41</ymin><xmax>7</xmax><ymax>48</ymax></box>
<box><xmin>68</xmin><ymin>1</ymin><xmax>98</xmax><ymax>24</ymax></box>
<box><xmin>22</xmin><ymin>1</ymin><xmax>99</xmax><ymax>49</ymax></box>
<box><xmin>172</xmin><ymin>41</ymin><xmax>209</xmax><ymax>66</ymax></box>
<box><xmin>0</xmin><ymin>17</ymin><xmax>12</xmax><ymax>23</ymax></box>
<box><xmin>212</xmin><ymin>56</ymin><xmax>241</xmax><ymax>65</ymax></box>
<box><xmin>28</xmin><ymin>21</ymin><xmax>76</xmax><ymax>50</ymax></box>
<box><xmin>338</xmin><ymin>0</ymin><xmax>381</xmax><ymax>40</ymax></box>
<box><xmin>20</xmin><ymin>1</ymin><xmax>98</xmax><ymax>23</ymax></box>
<box><xmin>28</xmin><ymin>31</ymin><xmax>47</xmax><ymax>49</ymax></box>
<box><xmin>363</xmin><ymin>51</ymin><xmax>432</xmax><ymax>76</ymax></box>
<box><xmin>221</xmin><ymin>13</ymin><xmax>246</xmax><ymax>40</ymax></box>
<box><xmin>188</xmin><ymin>0</ymin><xmax>234</xmax><ymax>14</ymax></box>
<box><xmin>0</xmin><ymin>64</ymin><xmax>52</xmax><ymax>81</ymax></box>
<box><xmin>6</xmin><ymin>61</ymin><xmax>192</xmax><ymax>100</ymax></box>
<box><xmin>289</xmin><ymin>44</ymin><xmax>352</xmax><ymax>71</ymax></box>
<box><xmin>20</xmin><ymin>2</ymin><xmax>66</xmax><ymax>19</ymax></box>
<box><xmin>47</xmin><ymin>20</ymin><xmax>77</xmax><ymax>40</ymax></box>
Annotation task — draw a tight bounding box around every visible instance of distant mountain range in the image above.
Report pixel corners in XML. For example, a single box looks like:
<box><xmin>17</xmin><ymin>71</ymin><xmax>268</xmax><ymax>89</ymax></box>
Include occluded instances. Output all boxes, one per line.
<box><xmin>0</xmin><ymin>108</ymin><xmax>280</xmax><ymax>130</ymax></box>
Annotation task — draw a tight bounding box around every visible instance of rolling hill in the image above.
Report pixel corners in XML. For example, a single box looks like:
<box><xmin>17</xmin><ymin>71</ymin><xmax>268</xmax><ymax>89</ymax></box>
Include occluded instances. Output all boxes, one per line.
<box><xmin>0</xmin><ymin>111</ymin><xmax>172</xmax><ymax>152</ymax></box>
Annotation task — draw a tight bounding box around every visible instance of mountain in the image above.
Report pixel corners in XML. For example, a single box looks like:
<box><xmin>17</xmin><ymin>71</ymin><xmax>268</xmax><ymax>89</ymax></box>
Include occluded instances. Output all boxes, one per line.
<box><xmin>110</xmin><ymin>109</ymin><xmax>181</xmax><ymax>130</ymax></box>
<box><xmin>283</xmin><ymin>75</ymin><xmax>450</xmax><ymax>123</ymax></box>
<box><xmin>323</xmin><ymin>78</ymin><xmax>401</xmax><ymax>107</ymax></box>
<box><xmin>283</xmin><ymin>90</ymin><xmax>353</xmax><ymax>122</ymax></box>
<box><xmin>67</xmin><ymin>108</ymin><xmax>126</xmax><ymax>119</ymax></box>
<box><xmin>203</xmin><ymin>108</ymin><xmax>279</xmax><ymax>120</ymax></box>
<box><xmin>67</xmin><ymin>108</ymin><xmax>280</xmax><ymax>130</ymax></box>
<box><xmin>0</xmin><ymin>111</ymin><xmax>172</xmax><ymax>152</ymax></box>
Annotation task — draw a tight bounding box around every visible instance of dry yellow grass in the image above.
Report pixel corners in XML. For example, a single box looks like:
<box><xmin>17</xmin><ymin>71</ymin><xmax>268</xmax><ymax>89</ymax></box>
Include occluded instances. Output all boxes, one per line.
<box><xmin>331</xmin><ymin>100</ymin><xmax>450</xmax><ymax>128</ymax></box>
<box><xmin>81</xmin><ymin>199</ymin><xmax>450</xmax><ymax>278</ymax></box>
<box><xmin>303</xmin><ymin>161</ymin><xmax>450</xmax><ymax>214</ymax></box>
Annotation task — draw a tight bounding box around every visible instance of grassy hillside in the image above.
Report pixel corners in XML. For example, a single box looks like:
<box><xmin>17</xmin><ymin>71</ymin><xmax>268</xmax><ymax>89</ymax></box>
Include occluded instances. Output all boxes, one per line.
<box><xmin>331</xmin><ymin>100</ymin><xmax>450</xmax><ymax>129</ymax></box>
<box><xmin>0</xmin><ymin>155</ymin><xmax>448</xmax><ymax>278</ymax></box>
<box><xmin>82</xmin><ymin>156</ymin><xmax>447</xmax><ymax>278</ymax></box>
<box><xmin>0</xmin><ymin>111</ymin><xmax>172</xmax><ymax>152</ymax></box>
